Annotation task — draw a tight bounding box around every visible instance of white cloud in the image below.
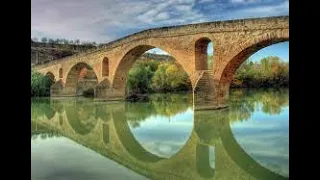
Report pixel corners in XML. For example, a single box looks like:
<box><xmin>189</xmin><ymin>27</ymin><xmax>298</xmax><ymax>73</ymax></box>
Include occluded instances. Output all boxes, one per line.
<box><xmin>32</xmin><ymin>0</ymin><xmax>203</xmax><ymax>43</ymax></box>
<box><xmin>146</xmin><ymin>48</ymin><xmax>170</xmax><ymax>55</ymax></box>
<box><xmin>231</xmin><ymin>0</ymin><xmax>245</xmax><ymax>3</ymax></box>
<box><xmin>32</xmin><ymin>0</ymin><xmax>151</xmax><ymax>42</ymax></box>
<box><xmin>154</xmin><ymin>12</ymin><xmax>170</xmax><ymax>21</ymax></box>
<box><xmin>230</xmin><ymin>0</ymin><xmax>260</xmax><ymax>3</ymax></box>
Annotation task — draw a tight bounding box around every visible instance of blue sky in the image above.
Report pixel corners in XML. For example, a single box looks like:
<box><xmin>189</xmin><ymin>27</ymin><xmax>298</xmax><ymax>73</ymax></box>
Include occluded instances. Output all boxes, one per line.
<box><xmin>207</xmin><ymin>41</ymin><xmax>289</xmax><ymax>62</ymax></box>
<box><xmin>32</xmin><ymin>0</ymin><xmax>289</xmax><ymax>60</ymax></box>
<box><xmin>249</xmin><ymin>41</ymin><xmax>289</xmax><ymax>62</ymax></box>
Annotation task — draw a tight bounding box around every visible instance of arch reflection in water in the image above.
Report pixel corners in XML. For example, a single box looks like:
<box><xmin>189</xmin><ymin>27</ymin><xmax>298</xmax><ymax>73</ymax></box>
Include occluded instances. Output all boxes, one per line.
<box><xmin>31</xmin><ymin>88</ymin><xmax>288</xmax><ymax>180</ymax></box>
<box><xmin>228</xmin><ymin>88</ymin><xmax>289</xmax><ymax>177</ymax></box>
<box><xmin>126</xmin><ymin>94</ymin><xmax>194</xmax><ymax>159</ymax></box>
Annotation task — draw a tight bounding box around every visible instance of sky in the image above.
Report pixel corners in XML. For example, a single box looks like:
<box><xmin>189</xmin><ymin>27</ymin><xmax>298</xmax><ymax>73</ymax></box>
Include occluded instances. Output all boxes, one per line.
<box><xmin>248</xmin><ymin>41</ymin><xmax>288</xmax><ymax>62</ymax></box>
<box><xmin>31</xmin><ymin>0</ymin><xmax>289</xmax><ymax>60</ymax></box>
<box><xmin>206</xmin><ymin>41</ymin><xmax>289</xmax><ymax>62</ymax></box>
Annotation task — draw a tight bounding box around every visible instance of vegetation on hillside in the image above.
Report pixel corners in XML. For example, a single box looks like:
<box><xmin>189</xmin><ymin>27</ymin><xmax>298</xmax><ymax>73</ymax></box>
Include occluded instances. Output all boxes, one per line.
<box><xmin>31</xmin><ymin>37</ymin><xmax>100</xmax><ymax>50</ymax></box>
<box><xmin>31</xmin><ymin>37</ymin><xmax>100</xmax><ymax>63</ymax></box>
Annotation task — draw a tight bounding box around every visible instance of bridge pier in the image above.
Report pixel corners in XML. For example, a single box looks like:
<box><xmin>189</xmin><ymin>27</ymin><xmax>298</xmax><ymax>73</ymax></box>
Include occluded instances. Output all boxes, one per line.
<box><xmin>94</xmin><ymin>87</ymin><xmax>126</xmax><ymax>101</ymax></box>
<box><xmin>193</xmin><ymin>71</ymin><xmax>228</xmax><ymax>111</ymax></box>
<box><xmin>50</xmin><ymin>80</ymin><xmax>69</xmax><ymax>97</ymax></box>
<box><xmin>194</xmin><ymin>108</ymin><xmax>229</xmax><ymax>145</ymax></box>
<box><xmin>50</xmin><ymin>82</ymin><xmax>83</xmax><ymax>97</ymax></box>
<box><xmin>94</xmin><ymin>79</ymin><xmax>125</xmax><ymax>101</ymax></box>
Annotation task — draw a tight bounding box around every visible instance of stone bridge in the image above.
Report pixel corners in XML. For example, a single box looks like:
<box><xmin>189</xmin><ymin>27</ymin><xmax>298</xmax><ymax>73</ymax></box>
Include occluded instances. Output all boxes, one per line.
<box><xmin>32</xmin><ymin>16</ymin><xmax>289</xmax><ymax>110</ymax></box>
<box><xmin>32</xmin><ymin>100</ymin><xmax>288</xmax><ymax>180</ymax></box>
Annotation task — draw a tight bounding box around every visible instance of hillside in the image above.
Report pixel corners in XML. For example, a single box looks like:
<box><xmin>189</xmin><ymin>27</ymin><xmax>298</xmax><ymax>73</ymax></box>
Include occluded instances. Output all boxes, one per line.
<box><xmin>31</xmin><ymin>40</ymin><xmax>174</xmax><ymax>66</ymax></box>
<box><xmin>31</xmin><ymin>41</ymin><xmax>98</xmax><ymax>65</ymax></box>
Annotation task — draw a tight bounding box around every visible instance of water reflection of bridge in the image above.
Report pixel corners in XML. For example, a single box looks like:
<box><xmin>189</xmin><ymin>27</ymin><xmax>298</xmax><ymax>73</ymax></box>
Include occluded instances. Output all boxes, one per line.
<box><xmin>31</xmin><ymin>100</ymin><xmax>288</xmax><ymax>180</ymax></box>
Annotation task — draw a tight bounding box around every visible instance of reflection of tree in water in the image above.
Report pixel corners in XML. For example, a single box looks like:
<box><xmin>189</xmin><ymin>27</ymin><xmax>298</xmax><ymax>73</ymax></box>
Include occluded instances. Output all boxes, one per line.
<box><xmin>150</xmin><ymin>93</ymin><xmax>192</xmax><ymax>117</ymax></box>
<box><xmin>126</xmin><ymin>101</ymin><xmax>155</xmax><ymax>128</ymax></box>
<box><xmin>228</xmin><ymin>90</ymin><xmax>255</xmax><ymax>123</ymax></box>
<box><xmin>65</xmin><ymin>102</ymin><xmax>98</xmax><ymax>135</ymax></box>
<box><xmin>31</xmin><ymin>121</ymin><xmax>61</xmax><ymax>140</ymax></box>
<box><xmin>126</xmin><ymin>89</ymin><xmax>288</xmax><ymax>127</ymax></box>
<box><xmin>228</xmin><ymin>88</ymin><xmax>289</xmax><ymax>123</ymax></box>
<box><xmin>260</xmin><ymin>89</ymin><xmax>289</xmax><ymax>115</ymax></box>
<box><xmin>31</xmin><ymin>99</ymin><xmax>56</xmax><ymax>120</ymax></box>
<box><xmin>32</xmin><ymin>88</ymin><xmax>288</xmax><ymax>130</ymax></box>
<box><xmin>126</xmin><ymin>93</ymin><xmax>192</xmax><ymax>128</ymax></box>
<box><xmin>32</xmin><ymin>132</ymin><xmax>61</xmax><ymax>140</ymax></box>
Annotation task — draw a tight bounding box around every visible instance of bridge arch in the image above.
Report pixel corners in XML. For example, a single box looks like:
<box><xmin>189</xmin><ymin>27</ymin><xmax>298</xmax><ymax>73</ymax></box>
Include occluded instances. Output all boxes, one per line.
<box><xmin>59</xmin><ymin>68</ymin><xmax>63</xmax><ymax>78</ymax></box>
<box><xmin>193</xmin><ymin>108</ymin><xmax>287</xmax><ymax>179</ymax></box>
<box><xmin>112</xmin><ymin>108</ymin><xmax>164</xmax><ymax>162</ymax></box>
<box><xmin>213</xmin><ymin>31</ymin><xmax>289</xmax><ymax>107</ymax></box>
<box><xmin>65</xmin><ymin>102</ymin><xmax>99</xmax><ymax>135</ymax></box>
<box><xmin>45</xmin><ymin>71</ymin><xmax>55</xmax><ymax>83</ymax></box>
<box><xmin>112</xmin><ymin>44</ymin><xmax>193</xmax><ymax>92</ymax></box>
<box><xmin>111</xmin><ymin>106</ymin><xmax>195</xmax><ymax>163</ymax></box>
<box><xmin>219</xmin><ymin>31</ymin><xmax>289</xmax><ymax>84</ymax></box>
<box><xmin>220</xmin><ymin>118</ymin><xmax>288</xmax><ymax>180</ymax></box>
<box><xmin>65</xmin><ymin>62</ymin><xmax>99</xmax><ymax>96</ymax></box>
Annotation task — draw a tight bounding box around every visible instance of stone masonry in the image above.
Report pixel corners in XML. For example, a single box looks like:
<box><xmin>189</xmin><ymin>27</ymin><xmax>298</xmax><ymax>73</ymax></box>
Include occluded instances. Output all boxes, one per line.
<box><xmin>33</xmin><ymin>16</ymin><xmax>289</xmax><ymax>110</ymax></box>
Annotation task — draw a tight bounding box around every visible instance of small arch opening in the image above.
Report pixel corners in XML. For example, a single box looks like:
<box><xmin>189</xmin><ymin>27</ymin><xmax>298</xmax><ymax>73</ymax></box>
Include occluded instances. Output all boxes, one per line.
<box><xmin>65</xmin><ymin>63</ymin><xmax>98</xmax><ymax>97</ymax></box>
<box><xmin>113</xmin><ymin>45</ymin><xmax>192</xmax><ymax>99</ymax></box>
<box><xmin>102</xmin><ymin>57</ymin><xmax>109</xmax><ymax>77</ymax></box>
<box><xmin>45</xmin><ymin>72</ymin><xmax>55</xmax><ymax>84</ymax></box>
<box><xmin>65</xmin><ymin>101</ymin><xmax>98</xmax><ymax>135</ymax></box>
<box><xmin>59</xmin><ymin>68</ymin><xmax>63</xmax><ymax>78</ymax></box>
<box><xmin>195</xmin><ymin>38</ymin><xmax>213</xmax><ymax>70</ymax></box>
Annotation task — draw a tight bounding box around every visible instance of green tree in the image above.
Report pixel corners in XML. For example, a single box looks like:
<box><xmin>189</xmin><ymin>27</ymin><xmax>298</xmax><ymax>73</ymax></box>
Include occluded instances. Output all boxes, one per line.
<box><xmin>127</xmin><ymin>62</ymin><xmax>155</xmax><ymax>94</ymax></box>
<box><xmin>48</xmin><ymin>38</ymin><xmax>54</xmax><ymax>45</ymax></box>
<box><xmin>152</xmin><ymin>63</ymin><xmax>170</xmax><ymax>91</ymax></box>
<box><xmin>41</xmin><ymin>37</ymin><xmax>47</xmax><ymax>43</ymax></box>
<box><xmin>31</xmin><ymin>70</ymin><xmax>54</xmax><ymax>97</ymax></box>
<box><xmin>208</xmin><ymin>55</ymin><xmax>214</xmax><ymax>70</ymax></box>
<box><xmin>231</xmin><ymin>56</ymin><xmax>288</xmax><ymax>88</ymax></box>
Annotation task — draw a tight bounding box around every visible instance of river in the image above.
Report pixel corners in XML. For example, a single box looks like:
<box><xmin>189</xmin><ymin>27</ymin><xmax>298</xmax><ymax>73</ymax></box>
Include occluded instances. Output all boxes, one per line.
<box><xmin>31</xmin><ymin>88</ymin><xmax>289</xmax><ymax>180</ymax></box>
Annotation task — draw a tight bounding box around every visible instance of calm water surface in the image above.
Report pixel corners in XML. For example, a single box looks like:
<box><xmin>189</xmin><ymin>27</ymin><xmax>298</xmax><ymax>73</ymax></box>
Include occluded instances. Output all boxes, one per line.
<box><xmin>31</xmin><ymin>88</ymin><xmax>289</xmax><ymax>180</ymax></box>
